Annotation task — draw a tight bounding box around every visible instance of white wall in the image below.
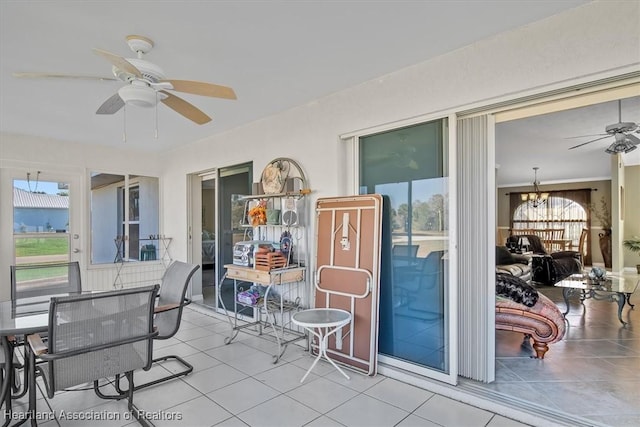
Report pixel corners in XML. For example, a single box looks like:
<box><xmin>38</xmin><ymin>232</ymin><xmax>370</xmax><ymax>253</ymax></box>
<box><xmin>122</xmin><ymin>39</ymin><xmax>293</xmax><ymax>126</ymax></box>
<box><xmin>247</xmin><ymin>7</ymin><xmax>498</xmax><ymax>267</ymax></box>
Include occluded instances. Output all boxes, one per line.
<box><xmin>1</xmin><ymin>1</ymin><xmax>639</xmax><ymax>296</ymax></box>
<box><xmin>0</xmin><ymin>134</ymin><xmax>163</xmax><ymax>300</ymax></box>
<box><xmin>158</xmin><ymin>1</ymin><xmax>640</xmax><ymax>265</ymax></box>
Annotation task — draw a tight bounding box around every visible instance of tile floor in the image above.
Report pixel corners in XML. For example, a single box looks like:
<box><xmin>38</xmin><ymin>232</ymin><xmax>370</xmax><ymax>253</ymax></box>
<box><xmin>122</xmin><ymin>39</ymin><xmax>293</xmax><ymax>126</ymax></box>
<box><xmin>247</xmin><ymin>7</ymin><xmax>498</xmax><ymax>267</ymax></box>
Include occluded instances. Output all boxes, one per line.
<box><xmin>482</xmin><ymin>274</ymin><xmax>640</xmax><ymax>427</ymax></box>
<box><xmin>7</xmin><ymin>305</ymin><xmax>534</xmax><ymax>427</ymax></box>
<box><xmin>6</xmin><ymin>272</ymin><xmax>638</xmax><ymax>427</ymax></box>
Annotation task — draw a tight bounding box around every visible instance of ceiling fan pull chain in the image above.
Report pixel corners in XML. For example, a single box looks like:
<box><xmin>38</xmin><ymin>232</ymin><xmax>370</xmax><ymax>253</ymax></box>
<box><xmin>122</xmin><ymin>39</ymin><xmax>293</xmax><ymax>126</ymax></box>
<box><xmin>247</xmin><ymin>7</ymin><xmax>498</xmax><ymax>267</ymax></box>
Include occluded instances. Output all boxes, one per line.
<box><xmin>123</xmin><ymin>104</ymin><xmax>127</xmax><ymax>142</ymax></box>
<box><xmin>155</xmin><ymin>92</ymin><xmax>159</xmax><ymax>139</ymax></box>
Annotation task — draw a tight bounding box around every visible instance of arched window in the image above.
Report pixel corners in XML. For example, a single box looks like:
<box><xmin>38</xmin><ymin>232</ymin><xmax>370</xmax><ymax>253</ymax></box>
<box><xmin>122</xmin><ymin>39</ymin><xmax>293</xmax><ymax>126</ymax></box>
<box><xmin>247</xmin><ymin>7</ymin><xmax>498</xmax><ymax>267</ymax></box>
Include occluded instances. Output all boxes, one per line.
<box><xmin>512</xmin><ymin>194</ymin><xmax>588</xmax><ymax>250</ymax></box>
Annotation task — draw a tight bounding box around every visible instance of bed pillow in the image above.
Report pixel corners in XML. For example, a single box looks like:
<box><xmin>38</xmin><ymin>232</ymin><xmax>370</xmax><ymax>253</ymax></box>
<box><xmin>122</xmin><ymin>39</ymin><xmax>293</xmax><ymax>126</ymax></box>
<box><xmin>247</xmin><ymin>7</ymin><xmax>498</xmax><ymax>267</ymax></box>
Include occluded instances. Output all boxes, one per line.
<box><xmin>496</xmin><ymin>273</ymin><xmax>539</xmax><ymax>307</ymax></box>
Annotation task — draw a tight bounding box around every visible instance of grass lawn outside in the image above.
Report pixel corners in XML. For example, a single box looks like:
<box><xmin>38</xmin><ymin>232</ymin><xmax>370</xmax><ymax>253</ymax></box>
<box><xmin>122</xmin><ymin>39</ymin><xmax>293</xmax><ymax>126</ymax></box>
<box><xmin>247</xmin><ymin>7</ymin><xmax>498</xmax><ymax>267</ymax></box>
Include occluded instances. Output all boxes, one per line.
<box><xmin>13</xmin><ymin>235</ymin><xmax>70</xmax><ymax>281</ymax></box>
<box><xmin>15</xmin><ymin>266</ymin><xmax>68</xmax><ymax>282</ymax></box>
<box><xmin>15</xmin><ymin>236</ymin><xmax>69</xmax><ymax>256</ymax></box>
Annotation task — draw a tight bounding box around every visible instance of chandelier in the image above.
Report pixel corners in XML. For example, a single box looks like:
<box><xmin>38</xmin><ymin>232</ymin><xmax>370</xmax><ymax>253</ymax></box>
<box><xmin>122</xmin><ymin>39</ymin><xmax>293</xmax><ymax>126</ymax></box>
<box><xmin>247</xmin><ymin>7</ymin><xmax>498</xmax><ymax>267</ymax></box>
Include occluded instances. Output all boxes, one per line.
<box><xmin>521</xmin><ymin>167</ymin><xmax>549</xmax><ymax>208</ymax></box>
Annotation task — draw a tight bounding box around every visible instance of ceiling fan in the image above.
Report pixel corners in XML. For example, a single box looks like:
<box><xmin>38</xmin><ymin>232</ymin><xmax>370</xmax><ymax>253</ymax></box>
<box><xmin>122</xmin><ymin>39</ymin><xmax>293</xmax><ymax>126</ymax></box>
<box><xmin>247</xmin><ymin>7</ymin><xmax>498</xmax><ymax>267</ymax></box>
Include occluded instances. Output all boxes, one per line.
<box><xmin>567</xmin><ymin>99</ymin><xmax>639</xmax><ymax>154</ymax></box>
<box><xmin>13</xmin><ymin>35</ymin><xmax>236</xmax><ymax>125</ymax></box>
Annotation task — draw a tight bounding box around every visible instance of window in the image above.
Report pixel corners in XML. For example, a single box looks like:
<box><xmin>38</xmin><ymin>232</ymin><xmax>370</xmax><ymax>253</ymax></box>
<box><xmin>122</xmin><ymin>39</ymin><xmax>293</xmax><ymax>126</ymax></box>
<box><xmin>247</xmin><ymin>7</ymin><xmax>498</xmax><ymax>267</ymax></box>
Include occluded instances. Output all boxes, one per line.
<box><xmin>90</xmin><ymin>173</ymin><xmax>159</xmax><ymax>264</ymax></box>
<box><xmin>511</xmin><ymin>189</ymin><xmax>590</xmax><ymax>249</ymax></box>
<box><xmin>359</xmin><ymin>119</ymin><xmax>451</xmax><ymax>377</ymax></box>
<box><xmin>13</xmin><ymin>177</ymin><xmax>71</xmax><ymax>265</ymax></box>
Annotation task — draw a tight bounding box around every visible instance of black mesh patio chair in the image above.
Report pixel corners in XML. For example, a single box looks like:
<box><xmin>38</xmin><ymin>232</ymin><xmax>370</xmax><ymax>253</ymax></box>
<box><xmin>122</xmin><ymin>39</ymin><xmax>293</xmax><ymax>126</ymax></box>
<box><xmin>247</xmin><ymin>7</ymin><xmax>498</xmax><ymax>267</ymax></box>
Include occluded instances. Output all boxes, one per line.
<box><xmin>25</xmin><ymin>285</ymin><xmax>159</xmax><ymax>427</ymax></box>
<box><xmin>116</xmin><ymin>261</ymin><xmax>200</xmax><ymax>392</ymax></box>
<box><xmin>8</xmin><ymin>261</ymin><xmax>82</xmax><ymax>401</ymax></box>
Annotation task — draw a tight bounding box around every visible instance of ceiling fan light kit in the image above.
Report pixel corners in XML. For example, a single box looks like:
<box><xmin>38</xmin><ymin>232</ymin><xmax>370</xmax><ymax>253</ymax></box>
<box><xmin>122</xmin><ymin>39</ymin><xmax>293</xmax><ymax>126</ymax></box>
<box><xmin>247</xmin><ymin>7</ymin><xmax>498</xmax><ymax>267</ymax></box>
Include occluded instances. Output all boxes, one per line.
<box><xmin>605</xmin><ymin>140</ymin><xmax>638</xmax><ymax>154</ymax></box>
<box><xmin>118</xmin><ymin>83</ymin><xmax>158</xmax><ymax>108</ymax></box>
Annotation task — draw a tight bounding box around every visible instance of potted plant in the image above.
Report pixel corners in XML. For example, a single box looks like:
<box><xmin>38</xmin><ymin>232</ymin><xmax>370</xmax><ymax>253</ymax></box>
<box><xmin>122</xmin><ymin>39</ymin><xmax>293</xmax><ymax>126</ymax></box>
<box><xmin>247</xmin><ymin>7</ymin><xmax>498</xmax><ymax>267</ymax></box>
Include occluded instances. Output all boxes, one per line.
<box><xmin>623</xmin><ymin>236</ymin><xmax>640</xmax><ymax>274</ymax></box>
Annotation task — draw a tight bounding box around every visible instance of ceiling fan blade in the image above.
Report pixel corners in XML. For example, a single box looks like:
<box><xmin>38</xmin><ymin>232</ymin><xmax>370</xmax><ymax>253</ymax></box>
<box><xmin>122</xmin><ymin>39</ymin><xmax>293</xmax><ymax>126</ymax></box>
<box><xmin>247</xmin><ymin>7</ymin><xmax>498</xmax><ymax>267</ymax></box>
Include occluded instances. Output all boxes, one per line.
<box><xmin>627</xmin><ymin>134</ymin><xmax>640</xmax><ymax>145</ymax></box>
<box><xmin>568</xmin><ymin>135</ymin><xmax>612</xmax><ymax>150</ymax></box>
<box><xmin>13</xmin><ymin>72</ymin><xmax>116</xmax><ymax>81</ymax></box>
<box><xmin>92</xmin><ymin>48</ymin><xmax>142</xmax><ymax>78</ymax></box>
<box><xmin>160</xmin><ymin>79</ymin><xmax>237</xmax><ymax>99</ymax></box>
<box><xmin>159</xmin><ymin>90</ymin><xmax>212</xmax><ymax>124</ymax></box>
<box><xmin>564</xmin><ymin>133</ymin><xmax>608</xmax><ymax>140</ymax></box>
<box><xmin>96</xmin><ymin>93</ymin><xmax>125</xmax><ymax>115</ymax></box>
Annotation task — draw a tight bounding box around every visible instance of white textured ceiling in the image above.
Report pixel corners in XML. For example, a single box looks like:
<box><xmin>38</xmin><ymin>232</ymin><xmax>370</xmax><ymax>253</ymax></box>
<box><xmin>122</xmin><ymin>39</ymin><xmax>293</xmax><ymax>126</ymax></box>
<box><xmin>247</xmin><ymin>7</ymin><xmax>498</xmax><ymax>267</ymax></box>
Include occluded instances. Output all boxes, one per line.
<box><xmin>496</xmin><ymin>96</ymin><xmax>640</xmax><ymax>187</ymax></box>
<box><xmin>2</xmin><ymin>1</ymin><xmax>637</xmax><ymax>185</ymax></box>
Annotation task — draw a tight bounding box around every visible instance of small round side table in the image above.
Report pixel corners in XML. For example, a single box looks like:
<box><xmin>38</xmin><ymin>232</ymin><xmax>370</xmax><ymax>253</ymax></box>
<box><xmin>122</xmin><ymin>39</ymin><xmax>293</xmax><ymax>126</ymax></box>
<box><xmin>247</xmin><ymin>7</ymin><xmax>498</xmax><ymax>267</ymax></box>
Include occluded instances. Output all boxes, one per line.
<box><xmin>291</xmin><ymin>308</ymin><xmax>352</xmax><ymax>383</ymax></box>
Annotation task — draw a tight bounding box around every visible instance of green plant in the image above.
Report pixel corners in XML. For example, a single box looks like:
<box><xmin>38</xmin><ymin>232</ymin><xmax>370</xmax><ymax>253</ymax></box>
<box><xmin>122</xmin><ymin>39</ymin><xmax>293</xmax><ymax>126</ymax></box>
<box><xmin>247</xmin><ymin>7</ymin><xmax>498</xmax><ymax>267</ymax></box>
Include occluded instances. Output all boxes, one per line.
<box><xmin>623</xmin><ymin>236</ymin><xmax>640</xmax><ymax>254</ymax></box>
<box><xmin>589</xmin><ymin>196</ymin><xmax>611</xmax><ymax>230</ymax></box>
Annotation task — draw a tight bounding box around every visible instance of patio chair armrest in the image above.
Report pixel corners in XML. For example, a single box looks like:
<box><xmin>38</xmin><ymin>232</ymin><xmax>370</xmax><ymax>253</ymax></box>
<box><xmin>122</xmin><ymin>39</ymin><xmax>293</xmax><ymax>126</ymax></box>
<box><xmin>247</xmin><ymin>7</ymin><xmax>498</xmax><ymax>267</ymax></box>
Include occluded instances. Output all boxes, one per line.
<box><xmin>155</xmin><ymin>303</ymin><xmax>180</xmax><ymax>313</ymax></box>
<box><xmin>27</xmin><ymin>334</ymin><xmax>48</xmax><ymax>356</ymax></box>
<box><xmin>154</xmin><ymin>297</ymin><xmax>192</xmax><ymax>314</ymax></box>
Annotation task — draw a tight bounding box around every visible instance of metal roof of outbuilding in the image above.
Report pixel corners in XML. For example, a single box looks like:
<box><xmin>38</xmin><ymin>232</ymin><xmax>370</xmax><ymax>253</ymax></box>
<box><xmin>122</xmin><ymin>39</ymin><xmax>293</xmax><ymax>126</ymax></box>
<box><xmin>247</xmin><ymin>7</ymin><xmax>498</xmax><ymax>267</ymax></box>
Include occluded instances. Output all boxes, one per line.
<box><xmin>13</xmin><ymin>187</ymin><xmax>69</xmax><ymax>209</ymax></box>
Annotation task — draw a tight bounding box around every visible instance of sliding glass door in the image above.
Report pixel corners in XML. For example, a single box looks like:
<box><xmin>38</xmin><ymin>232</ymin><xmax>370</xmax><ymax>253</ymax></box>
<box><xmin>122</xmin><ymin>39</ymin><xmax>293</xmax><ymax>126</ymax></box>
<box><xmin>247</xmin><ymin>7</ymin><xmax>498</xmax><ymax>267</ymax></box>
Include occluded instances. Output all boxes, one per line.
<box><xmin>358</xmin><ymin>118</ymin><xmax>456</xmax><ymax>383</ymax></box>
<box><xmin>216</xmin><ymin>163</ymin><xmax>252</xmax><ymax>316</ymax></box>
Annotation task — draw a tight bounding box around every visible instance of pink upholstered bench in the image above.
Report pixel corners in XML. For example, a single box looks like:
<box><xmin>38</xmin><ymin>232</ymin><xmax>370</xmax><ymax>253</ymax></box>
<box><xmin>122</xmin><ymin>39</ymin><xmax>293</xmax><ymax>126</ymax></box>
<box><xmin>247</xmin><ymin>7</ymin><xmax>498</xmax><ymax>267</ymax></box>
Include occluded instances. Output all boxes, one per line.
<box><xmin>495</xmin><ymin>292</ymin><xmax>565</xmax><ymax>359</ymax></box>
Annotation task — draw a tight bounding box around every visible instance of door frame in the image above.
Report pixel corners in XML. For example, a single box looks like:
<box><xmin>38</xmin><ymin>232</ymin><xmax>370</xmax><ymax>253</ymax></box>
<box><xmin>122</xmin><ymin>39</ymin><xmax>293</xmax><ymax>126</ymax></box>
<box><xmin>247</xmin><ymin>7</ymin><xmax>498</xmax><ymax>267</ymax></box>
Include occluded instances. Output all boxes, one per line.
<box><xmin>1</xmin><ymin>166</ymin><xmax>83</xmax><ymax>301</ymax></box>
<box><xmin>341</xmin><ymin>113</ymin><xmax>459</xmax><ymax>385</ymax></box>
<box><xmin>187</xmin><ymin>170</ymin><xmax>218</xmax><ymax>302</ymax></box>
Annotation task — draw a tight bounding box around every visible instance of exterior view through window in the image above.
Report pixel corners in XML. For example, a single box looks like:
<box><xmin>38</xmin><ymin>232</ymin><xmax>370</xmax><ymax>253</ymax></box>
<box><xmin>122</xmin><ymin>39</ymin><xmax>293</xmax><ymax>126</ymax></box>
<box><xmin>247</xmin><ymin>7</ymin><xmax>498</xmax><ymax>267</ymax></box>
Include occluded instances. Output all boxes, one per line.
<box><xmin>12</xmin><ymin>178</ymin><xmax>70</xmax><ymax>295</ymax></box>
<box><xmin>359</xmin><ymin>119</ymin><xmax>450</xmax><ymax>375</ymax></box>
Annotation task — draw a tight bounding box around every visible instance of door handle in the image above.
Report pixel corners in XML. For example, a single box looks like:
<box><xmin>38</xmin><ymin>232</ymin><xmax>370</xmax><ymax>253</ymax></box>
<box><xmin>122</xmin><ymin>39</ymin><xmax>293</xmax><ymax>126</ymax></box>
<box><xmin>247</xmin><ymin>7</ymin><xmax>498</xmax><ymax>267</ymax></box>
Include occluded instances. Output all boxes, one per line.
<box><xmin>73</xmin><ymin>248</ymin><xmax>81</xmax><ymax>253</ymax></box>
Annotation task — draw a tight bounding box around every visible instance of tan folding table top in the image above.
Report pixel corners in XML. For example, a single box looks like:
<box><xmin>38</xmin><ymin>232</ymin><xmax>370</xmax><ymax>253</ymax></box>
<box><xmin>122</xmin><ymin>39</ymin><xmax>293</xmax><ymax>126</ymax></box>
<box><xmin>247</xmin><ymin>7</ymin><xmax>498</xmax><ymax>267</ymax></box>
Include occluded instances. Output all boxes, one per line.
<box><xmin>314</xmin><ymin>194</ymin><xmax>382</xmax><ymax>375</ymax></box>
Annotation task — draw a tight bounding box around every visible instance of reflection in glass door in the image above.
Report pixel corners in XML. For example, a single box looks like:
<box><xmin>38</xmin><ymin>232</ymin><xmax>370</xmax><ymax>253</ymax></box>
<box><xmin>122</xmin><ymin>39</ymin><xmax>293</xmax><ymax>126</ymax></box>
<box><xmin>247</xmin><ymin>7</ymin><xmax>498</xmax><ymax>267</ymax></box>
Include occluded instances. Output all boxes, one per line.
<box><xmin>359</xmin><ymin>119</ymin><xmax>453</xmax><ymax>380</ymax></box>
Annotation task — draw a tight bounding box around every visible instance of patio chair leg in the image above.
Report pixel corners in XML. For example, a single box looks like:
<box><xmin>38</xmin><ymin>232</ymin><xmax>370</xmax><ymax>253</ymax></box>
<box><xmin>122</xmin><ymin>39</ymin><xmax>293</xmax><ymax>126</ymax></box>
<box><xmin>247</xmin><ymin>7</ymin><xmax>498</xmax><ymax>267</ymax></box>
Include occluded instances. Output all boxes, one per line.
<box><xmin>26</xmin><ymin>344</ymin><xmax>37</xmax><ymax>427</ymax></box>
<box><xmin>93</xmin><ymin>379</ymin><xmax>126</xmax><ymax>401</ymax></box>
<box><xmin>125</xmin><ymin>371</ymin><xmax>152</xmax><ymax>427</ymax></box>
<box><xmin>11</xmin><ymin>354</ymin><xmax>29</xmax><ymax>399</ymax></box>
<box><xmin>115</xmin><ymin>355</ymin><xmax>193</xmax><ymax>392</ymax></box>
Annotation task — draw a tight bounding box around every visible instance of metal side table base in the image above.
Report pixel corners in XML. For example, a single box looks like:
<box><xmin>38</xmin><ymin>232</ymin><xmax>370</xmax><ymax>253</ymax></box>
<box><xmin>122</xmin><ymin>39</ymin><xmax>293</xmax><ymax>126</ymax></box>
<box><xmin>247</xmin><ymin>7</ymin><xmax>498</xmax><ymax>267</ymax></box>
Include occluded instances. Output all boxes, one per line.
<box><xmin>292</xmin><ymin>308</ymin><xmax>352</xmax><ymax>383</ymax></box>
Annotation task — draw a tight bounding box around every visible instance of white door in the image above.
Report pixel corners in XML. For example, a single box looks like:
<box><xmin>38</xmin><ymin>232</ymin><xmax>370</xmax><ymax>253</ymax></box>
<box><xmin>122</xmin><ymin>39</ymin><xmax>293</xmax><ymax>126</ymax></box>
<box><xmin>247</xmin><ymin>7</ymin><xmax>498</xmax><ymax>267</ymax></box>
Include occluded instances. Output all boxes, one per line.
<box><xmin>1</xmin><ymin>168</ymin><xmax>82</xmax><ymax>301</ymax></box>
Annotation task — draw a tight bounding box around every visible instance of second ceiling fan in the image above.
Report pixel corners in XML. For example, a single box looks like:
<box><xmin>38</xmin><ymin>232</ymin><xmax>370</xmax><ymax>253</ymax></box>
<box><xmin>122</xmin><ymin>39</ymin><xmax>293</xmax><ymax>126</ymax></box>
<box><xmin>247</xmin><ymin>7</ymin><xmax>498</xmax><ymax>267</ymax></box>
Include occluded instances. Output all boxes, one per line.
<box><xmin>15</xmin><ymin>35</ymin><xmax>237</xmax><ymax>125</ymax></box>
<box><xmin>567</xmin><ymin>99</ymin><xmax>639</xmax><ymax>154</ymax></box>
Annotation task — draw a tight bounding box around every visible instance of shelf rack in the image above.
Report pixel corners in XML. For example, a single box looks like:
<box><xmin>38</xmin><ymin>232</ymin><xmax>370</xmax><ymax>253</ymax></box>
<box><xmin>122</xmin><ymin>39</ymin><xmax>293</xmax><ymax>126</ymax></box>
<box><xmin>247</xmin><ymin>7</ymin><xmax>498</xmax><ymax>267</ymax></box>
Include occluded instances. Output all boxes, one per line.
<box><xmin>113</xmin><ymin>236</ymin><xmax>172</xmax><ymax>288</ymax></box>
<box><xmin>219</xmin><ymin>264</ymin><xmax>306</xmax><ymax>363</ymax></box>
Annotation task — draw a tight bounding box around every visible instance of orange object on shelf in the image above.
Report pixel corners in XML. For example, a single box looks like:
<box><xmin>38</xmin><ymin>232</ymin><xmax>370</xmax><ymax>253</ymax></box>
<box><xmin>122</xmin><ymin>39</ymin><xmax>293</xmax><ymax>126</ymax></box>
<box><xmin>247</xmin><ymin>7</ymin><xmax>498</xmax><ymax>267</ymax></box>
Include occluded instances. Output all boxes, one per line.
<box><xmin>254</xmin><ymin>252</ymin><xmax>288</xmax><ymax>271</ymax></box>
